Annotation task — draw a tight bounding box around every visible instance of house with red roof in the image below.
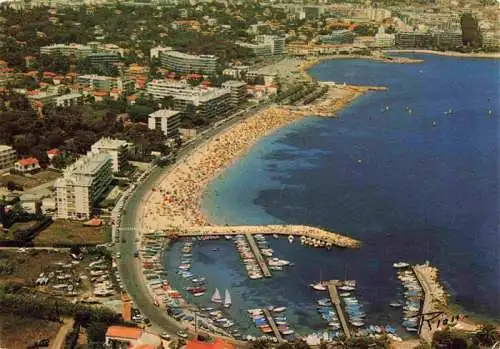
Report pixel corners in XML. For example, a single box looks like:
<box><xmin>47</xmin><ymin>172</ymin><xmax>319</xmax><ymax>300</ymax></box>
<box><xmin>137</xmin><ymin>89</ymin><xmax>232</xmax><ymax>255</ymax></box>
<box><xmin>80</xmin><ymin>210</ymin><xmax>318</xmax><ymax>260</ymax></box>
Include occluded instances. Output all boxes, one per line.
<box><xmin>47</xmin><ymin>148</ymin><xmax>61</xmax><ymax>160</ymax></box>
<box><xmin>14</xmin><ymin>157</ymin><xmax>40</xmax><ymax>173</ymax></box>
<box><xmin>105</xmin><ymin>326</ymin><xmax>163</xmax><ymax>349</ymax></box>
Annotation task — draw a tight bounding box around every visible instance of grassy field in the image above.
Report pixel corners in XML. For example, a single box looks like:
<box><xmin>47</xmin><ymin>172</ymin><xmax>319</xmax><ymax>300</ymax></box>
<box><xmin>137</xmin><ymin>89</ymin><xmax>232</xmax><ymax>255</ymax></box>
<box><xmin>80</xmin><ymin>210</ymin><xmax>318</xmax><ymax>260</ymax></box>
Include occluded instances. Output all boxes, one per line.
<box><xmin>0</xmin><ymin>249</ymin><xmax>73</xmax><ymax>285</ymax></box>
<box><xmin>34</xmin><ymin>220</ymin><xmax>109</xmax><ymax>246</ymax></box>
<box><xmin>0</xmin><ymin>314</ymin><xmax>61</xmax><ymax>348</ymax></box>
<box><xmin>0</xmin><ymin>221</ymin><xmax>39</xmax><ymax>242</ymax></box>
<box><xmin>0</xmin><ymin>169</ymin><xmax>61</xmax><ymax>189</ymax></box>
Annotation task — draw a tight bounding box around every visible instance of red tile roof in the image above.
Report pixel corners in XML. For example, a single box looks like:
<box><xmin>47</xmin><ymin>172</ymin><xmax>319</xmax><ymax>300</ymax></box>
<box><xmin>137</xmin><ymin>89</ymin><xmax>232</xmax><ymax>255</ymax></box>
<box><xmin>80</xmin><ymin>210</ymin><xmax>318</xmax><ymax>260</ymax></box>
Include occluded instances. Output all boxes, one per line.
<box><xmin>18</xmin><ymin>157</ymin><xmax>39</xmax><ymax>166</ymax></box>
<box><xmin>47</xmin><ymin>148</ymin><xmax>60</xmax><ymax>155</ymax></box>
<box><xmin>106</xmin><ymin>326</ymin><xmax>143</xmax><ymax>340</ymax></box>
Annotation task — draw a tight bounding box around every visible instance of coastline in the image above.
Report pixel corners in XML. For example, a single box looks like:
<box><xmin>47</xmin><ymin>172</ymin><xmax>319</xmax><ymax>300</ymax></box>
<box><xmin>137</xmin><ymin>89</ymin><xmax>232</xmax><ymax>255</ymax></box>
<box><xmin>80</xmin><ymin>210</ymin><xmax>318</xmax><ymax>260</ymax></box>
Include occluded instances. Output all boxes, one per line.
<box><xmin>298</xmin><ymin>54</ymin><xmax>422</xmax><ymax>82</ymax></box>
<box><xmin>137</xmin><ymin>87</ymin><xmax>369</xmax><ymax>236</ymax></box>
<box><xmin>385</xmin><ymin>49</ymin><xmax>500</xmax><ymax>59</ymax></box>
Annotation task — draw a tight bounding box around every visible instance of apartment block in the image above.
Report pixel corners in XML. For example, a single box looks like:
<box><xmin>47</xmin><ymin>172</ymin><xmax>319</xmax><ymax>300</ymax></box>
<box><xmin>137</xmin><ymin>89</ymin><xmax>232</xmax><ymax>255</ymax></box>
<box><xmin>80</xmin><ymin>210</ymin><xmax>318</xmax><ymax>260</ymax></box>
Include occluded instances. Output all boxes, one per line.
<box><xmin>236</xmin><ymin>35</ymin><xmax>286</xmax><ymax>57</ymax></box>
<box><xmin>90</xmin><ymin>137</ymin><xmax>129</xmax><ymax>173</ymax></box>
<box><xmin>77</xmin><ymin>74</ymin><xmax>135</xmax><ymax>95</ymax></box>
<box><xmin>148</xmin><ymin>109</ymin><xmax>182</xmax><ymax>139</ymax></box>
<box><xmin>222</xmin><ymin>80</ymin><xmax>246</xmax><ymax>107</ymax></box>
<box><xmin>55</xmin><ymin>152</ymin><xmax>113</xmax><ymax>220</ymax></box>
<box><xmin>0</xmin><ymin>145</ymin><xmax>16</xmax><ymax>169</ymax></box>
<box><xmin>147</xmin><ymin>80</ymin><xmax>232</xmax><ymax>119</ymax></box>
<box><xmin>159</xmin><ymin>50</ymin><xmax>219</xmax><ymax>75</ymax></box>
<box><xmin>319</xmin><ymin>30</ymin><xmax>355</xmax><ymax>44</ymax></box>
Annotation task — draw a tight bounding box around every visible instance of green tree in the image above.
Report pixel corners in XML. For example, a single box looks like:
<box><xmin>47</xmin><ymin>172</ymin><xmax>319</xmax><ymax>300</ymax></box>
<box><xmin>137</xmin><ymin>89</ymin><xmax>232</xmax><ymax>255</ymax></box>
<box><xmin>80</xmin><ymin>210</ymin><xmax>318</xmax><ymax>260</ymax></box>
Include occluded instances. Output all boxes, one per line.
<box><xmin>460</xmin><ymin>13</ymin><xmax>482</xmax><ymax>47</ymax></box>
<box><xmin>474</xmin><ymin>323</ymin><xmax>499</xmax><ymax>347</ymax></box>
<box><xmin>432</xmin><ymin>329</ymin><xmax>468</xmax><ymax>349</ymax></box>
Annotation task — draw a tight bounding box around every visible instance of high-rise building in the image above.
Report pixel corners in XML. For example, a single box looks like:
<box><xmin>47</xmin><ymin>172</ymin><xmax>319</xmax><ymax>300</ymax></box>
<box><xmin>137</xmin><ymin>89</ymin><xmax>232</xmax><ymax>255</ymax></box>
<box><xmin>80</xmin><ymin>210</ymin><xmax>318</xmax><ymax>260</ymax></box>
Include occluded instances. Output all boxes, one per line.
<box><xmin>237</xmin><ymin>35</ymin><xmax>286</xmax><ymax>57</ymax></box>
<box><xmin>90</xmin><ymin>137</ymin><xmax>129</xmax><ymax>173</ymax></box>
<box><xmin>55</xmin><ymin>152</ymin><xmax>113</xmax><ymax>220</ymax></box>
<box><xmin>0</xmin><ymin>145</ymin><xmax>16</xmax><ymax>169</ymax></box>
<box><xmin>148</xmin><ymin>110</ymin><xmax>182</xmax><ymax>139</ymax></box>
<box><xmin>40</xmin><ymin>44</ymin><xmax>93</xmax><ymax>58</ymax></box>
<box><xmin>222</xmin><ymin>80</ymin><xmax>246</xmax><ymax>107</ymax></box>
<box><xmin>319</xmin><ymin>30</ymin><xmax>355</xmax><ymax>44</ymax></box>
<box><xmin>395</xmin><ymin>32</ymin><xmax>434</xmax><ymax>48</ymax></box>
<box><xmin>147</xmin><ymin>80</ymin><xmax>232</xmax><ymax>119</ymax></box>
<box><xmin>159</xmin><ymin>51</ymin><xmax>219</xmax><ymax>75</ymax></box>
<box><xmin>374</xmin><ymin>26</ymin><xmax>396</xmax><ymax>48</ymax></box>
<box><xmin>77</xmin><ymin>75</ymin><xmax>135</xmax><ymax>95</ymax></box>
<box><xmin>150</xmin><ymin>46</ymin><xmax>173</xmax><ymax>60</ymax></box>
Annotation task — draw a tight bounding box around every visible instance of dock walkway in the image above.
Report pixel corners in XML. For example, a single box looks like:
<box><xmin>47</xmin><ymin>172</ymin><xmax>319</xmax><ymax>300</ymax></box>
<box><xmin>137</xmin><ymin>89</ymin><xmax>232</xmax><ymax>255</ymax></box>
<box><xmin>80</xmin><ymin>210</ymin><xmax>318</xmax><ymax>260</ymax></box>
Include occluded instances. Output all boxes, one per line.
<box><xmin>327</xmin><ymin>281</ymin><xmax>351</xmax><ymax>339</ymax></box>
<box><xmin>262</xmin><ymin>308</ymin><xmax>284</xmax><ymax>343</ymax></box>
<box><xmin>413</xmin><ymin>265</ymin><xmax>433</xmax><ymax>343</ymax></box>
<box><xmin>245</xmin><ymin>233</ymin><xmax>271</xmax><ymax>278</ymax></box>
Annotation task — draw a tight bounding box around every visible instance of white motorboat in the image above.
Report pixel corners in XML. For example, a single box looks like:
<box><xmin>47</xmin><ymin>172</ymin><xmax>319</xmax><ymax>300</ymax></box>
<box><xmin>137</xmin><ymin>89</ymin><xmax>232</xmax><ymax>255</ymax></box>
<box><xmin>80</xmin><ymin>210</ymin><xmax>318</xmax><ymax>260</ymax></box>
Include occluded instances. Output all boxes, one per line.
<box><xmin>288</xmin><ymin>235</ymin><xmax>294</xmax><ymax>243</ymax></box>
<box><xmin>311</xmin><ymin>282</ymin><xmax>327</xmax><ymax>291</ymax></box>
<box><xmin>273</xmin><ymin>306</ymin><xmax>287</xmax><ymax>313</ymax></box>
<box><xmin>393</xmin><ymin>262</ymin><xmax>410</xmax><ymax>268</ymax></box>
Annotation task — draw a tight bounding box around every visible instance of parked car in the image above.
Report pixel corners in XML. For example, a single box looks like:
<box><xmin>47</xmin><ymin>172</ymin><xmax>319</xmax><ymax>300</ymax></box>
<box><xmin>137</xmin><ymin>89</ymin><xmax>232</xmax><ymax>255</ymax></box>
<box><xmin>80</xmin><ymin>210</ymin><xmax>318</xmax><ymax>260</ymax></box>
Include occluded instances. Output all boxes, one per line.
<box><xmin>160</xmin><ymin>332</ymin><xmax>171</xmax><ymax>341</ymax></box>
<box><xmin>176</xmin><ymin>331</ymin><xmax>188</xmax><ymax>339</ymax></box>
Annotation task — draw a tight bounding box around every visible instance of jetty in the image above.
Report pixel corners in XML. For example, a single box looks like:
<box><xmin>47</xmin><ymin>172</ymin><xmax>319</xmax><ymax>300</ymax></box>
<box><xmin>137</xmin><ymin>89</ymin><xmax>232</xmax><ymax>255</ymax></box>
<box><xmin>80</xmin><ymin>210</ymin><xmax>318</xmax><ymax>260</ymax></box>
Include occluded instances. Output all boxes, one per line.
<box><xmin>262</xmin><ymin>308</ymin><xmax>284</xmax><ymax>343</ymax></box>
<box><xmin>413</xmin><ymin>265</ymin><xmax>434</xmax><ymax>343</ymax></box>
<box><xmin>327</xmin><ymin>281</ymin><xmax>351</xmax><ymax>339</ymax></box>
<box><xmin>245</xmin><ymin>233</ymin><xmax>271</xmax><ymax>278</ymax></box>
<box><xmin>166</xmin><ymin>224</ymin><xmax>361</xmax><ymax>248</ymax></box>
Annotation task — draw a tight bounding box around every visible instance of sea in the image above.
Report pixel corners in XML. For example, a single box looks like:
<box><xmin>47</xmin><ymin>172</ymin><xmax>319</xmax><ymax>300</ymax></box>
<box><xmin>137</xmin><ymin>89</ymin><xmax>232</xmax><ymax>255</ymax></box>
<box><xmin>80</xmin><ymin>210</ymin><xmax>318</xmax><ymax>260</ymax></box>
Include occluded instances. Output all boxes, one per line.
<box><xmin>163</xmin><ymin>54</ymin><xmax>500</xmax><ymax>337</ymax></box>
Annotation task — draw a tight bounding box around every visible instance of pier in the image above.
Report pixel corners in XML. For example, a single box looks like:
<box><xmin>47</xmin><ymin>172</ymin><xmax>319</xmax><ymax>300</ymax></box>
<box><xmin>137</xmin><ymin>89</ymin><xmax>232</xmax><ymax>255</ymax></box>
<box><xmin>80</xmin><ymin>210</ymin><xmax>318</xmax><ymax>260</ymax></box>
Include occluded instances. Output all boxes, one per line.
<box><xmin>245</xmin><ymin>233</ymin><xmax>271</xmax><ymax>278</ymax></box>
<box><xmin>413</xmin><ymin>265</ymin><xmax>433</xmax><ymax>343</ymax></box>
<box><xmin>262</xmin><ymin>308</ymin><xmax>284</xmax><ymax>343</ymax></box>
<box><xmin>327</xmin><ymin>281</ymin><xmax>351</xmax><ymax>339</ymax></box>
<box><xmin>166</xmin><ymin>224</ymin><xmax>361</xmax><ymax>248</ymax></box>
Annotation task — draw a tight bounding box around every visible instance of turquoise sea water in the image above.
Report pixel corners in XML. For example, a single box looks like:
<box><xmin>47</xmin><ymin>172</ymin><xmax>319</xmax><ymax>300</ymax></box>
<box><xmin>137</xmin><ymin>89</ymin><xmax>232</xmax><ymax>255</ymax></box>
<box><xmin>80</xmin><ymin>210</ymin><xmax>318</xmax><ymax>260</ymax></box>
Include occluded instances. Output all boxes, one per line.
<box><xmin>164</xmin><ymin>54</ymin><xmax>500</xmax><ymax>336</ymax></box>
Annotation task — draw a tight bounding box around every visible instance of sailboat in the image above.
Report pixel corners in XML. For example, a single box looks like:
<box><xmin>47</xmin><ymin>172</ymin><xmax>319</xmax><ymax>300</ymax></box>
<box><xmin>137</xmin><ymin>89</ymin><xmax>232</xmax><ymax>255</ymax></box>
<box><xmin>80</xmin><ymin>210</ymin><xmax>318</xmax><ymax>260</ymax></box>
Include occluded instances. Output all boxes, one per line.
<box><xmin>224</xmin><ymin>289</ymin><xmax>232</xmax><ymax>308</ymax></box>
<box><xmin>310</xmin><ymin>270</ymin><xmax>327</xmax><ymax>291</ymax></box>
<box><xmin>211</xmin><ymin>288</ymin><xmax>222</xmax><ymax>303</ymax></box>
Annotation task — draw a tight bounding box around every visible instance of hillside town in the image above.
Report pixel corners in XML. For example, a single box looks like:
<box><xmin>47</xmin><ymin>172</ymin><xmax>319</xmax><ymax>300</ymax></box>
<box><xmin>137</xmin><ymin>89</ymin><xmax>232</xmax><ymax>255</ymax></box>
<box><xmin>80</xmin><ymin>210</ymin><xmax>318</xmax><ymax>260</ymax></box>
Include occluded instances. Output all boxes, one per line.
<box><xmin>0</xmin><ymin>0</ymin><xmax>498</xmax><ymax>348</ymax></box>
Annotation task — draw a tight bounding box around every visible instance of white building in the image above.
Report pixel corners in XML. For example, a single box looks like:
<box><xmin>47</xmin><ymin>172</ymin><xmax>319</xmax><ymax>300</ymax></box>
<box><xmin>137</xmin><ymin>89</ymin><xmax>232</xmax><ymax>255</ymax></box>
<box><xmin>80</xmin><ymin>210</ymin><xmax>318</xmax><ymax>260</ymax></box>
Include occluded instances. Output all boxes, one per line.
<box><xmin>146</xmin><ymin>80</ymin><xmax>232</xmax><ymax>119</ymax></box>
<box><xmin>55</xmin><ymin>93</ymin><xmax>83</xmax><ymax>107</ymax></box>
<box><xmin>14</xmin><ymin>157</ymin><xmax>40</xmax><ymax>173</ymax></box>
<box><xmin>159</xmin><ymin>50</ymin><xmax>219</xmax><ymax>75</ymax></box>
<box><xmin>222</xmin><ymin>80</ymin><xmax>246</xmax><ymax>107</ymax></box>
<box><xmin>150</xmin><ymin>46</ymin><xmax>173</xmax><ymax>60</ymax></box>
<box><xmin>90</xmin><ymin>137</ymin><xmax>129</xmax><ymax>173</ymax></box>
<box><xmin>374</xmin><ymin>26</ymin><xmax>396</xmax><ymax>48</ymax></box>
<box><xmin>237</xmin><ymin>35</ymin><xmax>286</xmax><ymax>56</ymax></box>
<box><xmin>148</xmin><ymin>110</ymin><xmax>182</xmax><ymax>139</ymax></box>
<box><xmin>0</xmin><ymin>145</ymin><xmax>16</xmax><ymax>170</ymax></box>
<box><xmin>55</xmin><ymin>152</ymin><xmax>113</xmax><ymax>220</ymax></box>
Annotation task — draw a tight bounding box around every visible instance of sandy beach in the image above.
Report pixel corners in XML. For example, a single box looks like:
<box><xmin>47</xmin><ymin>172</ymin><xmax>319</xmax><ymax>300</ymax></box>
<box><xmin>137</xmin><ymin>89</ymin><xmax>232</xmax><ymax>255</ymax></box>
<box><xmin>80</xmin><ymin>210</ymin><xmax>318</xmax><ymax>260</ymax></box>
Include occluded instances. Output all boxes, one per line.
<box><xmin>137</xmin><ymin>87</ymin><xmax>366</xmax><ymax>234</ymax></box>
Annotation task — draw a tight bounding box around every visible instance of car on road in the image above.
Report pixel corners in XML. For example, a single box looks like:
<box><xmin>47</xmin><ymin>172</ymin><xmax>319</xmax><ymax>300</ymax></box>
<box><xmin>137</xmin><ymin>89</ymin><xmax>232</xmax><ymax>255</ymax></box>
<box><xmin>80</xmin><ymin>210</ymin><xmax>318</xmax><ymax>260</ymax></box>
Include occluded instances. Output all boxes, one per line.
<box><xmin>160</xmin><ymin>332</ymin><xmax>171</xmax><ymax>341</ymax></box>
<box><xmin>176</xmin><ymin>331</ymin><xmax>188</xmax><ymax>339</ymax></box>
